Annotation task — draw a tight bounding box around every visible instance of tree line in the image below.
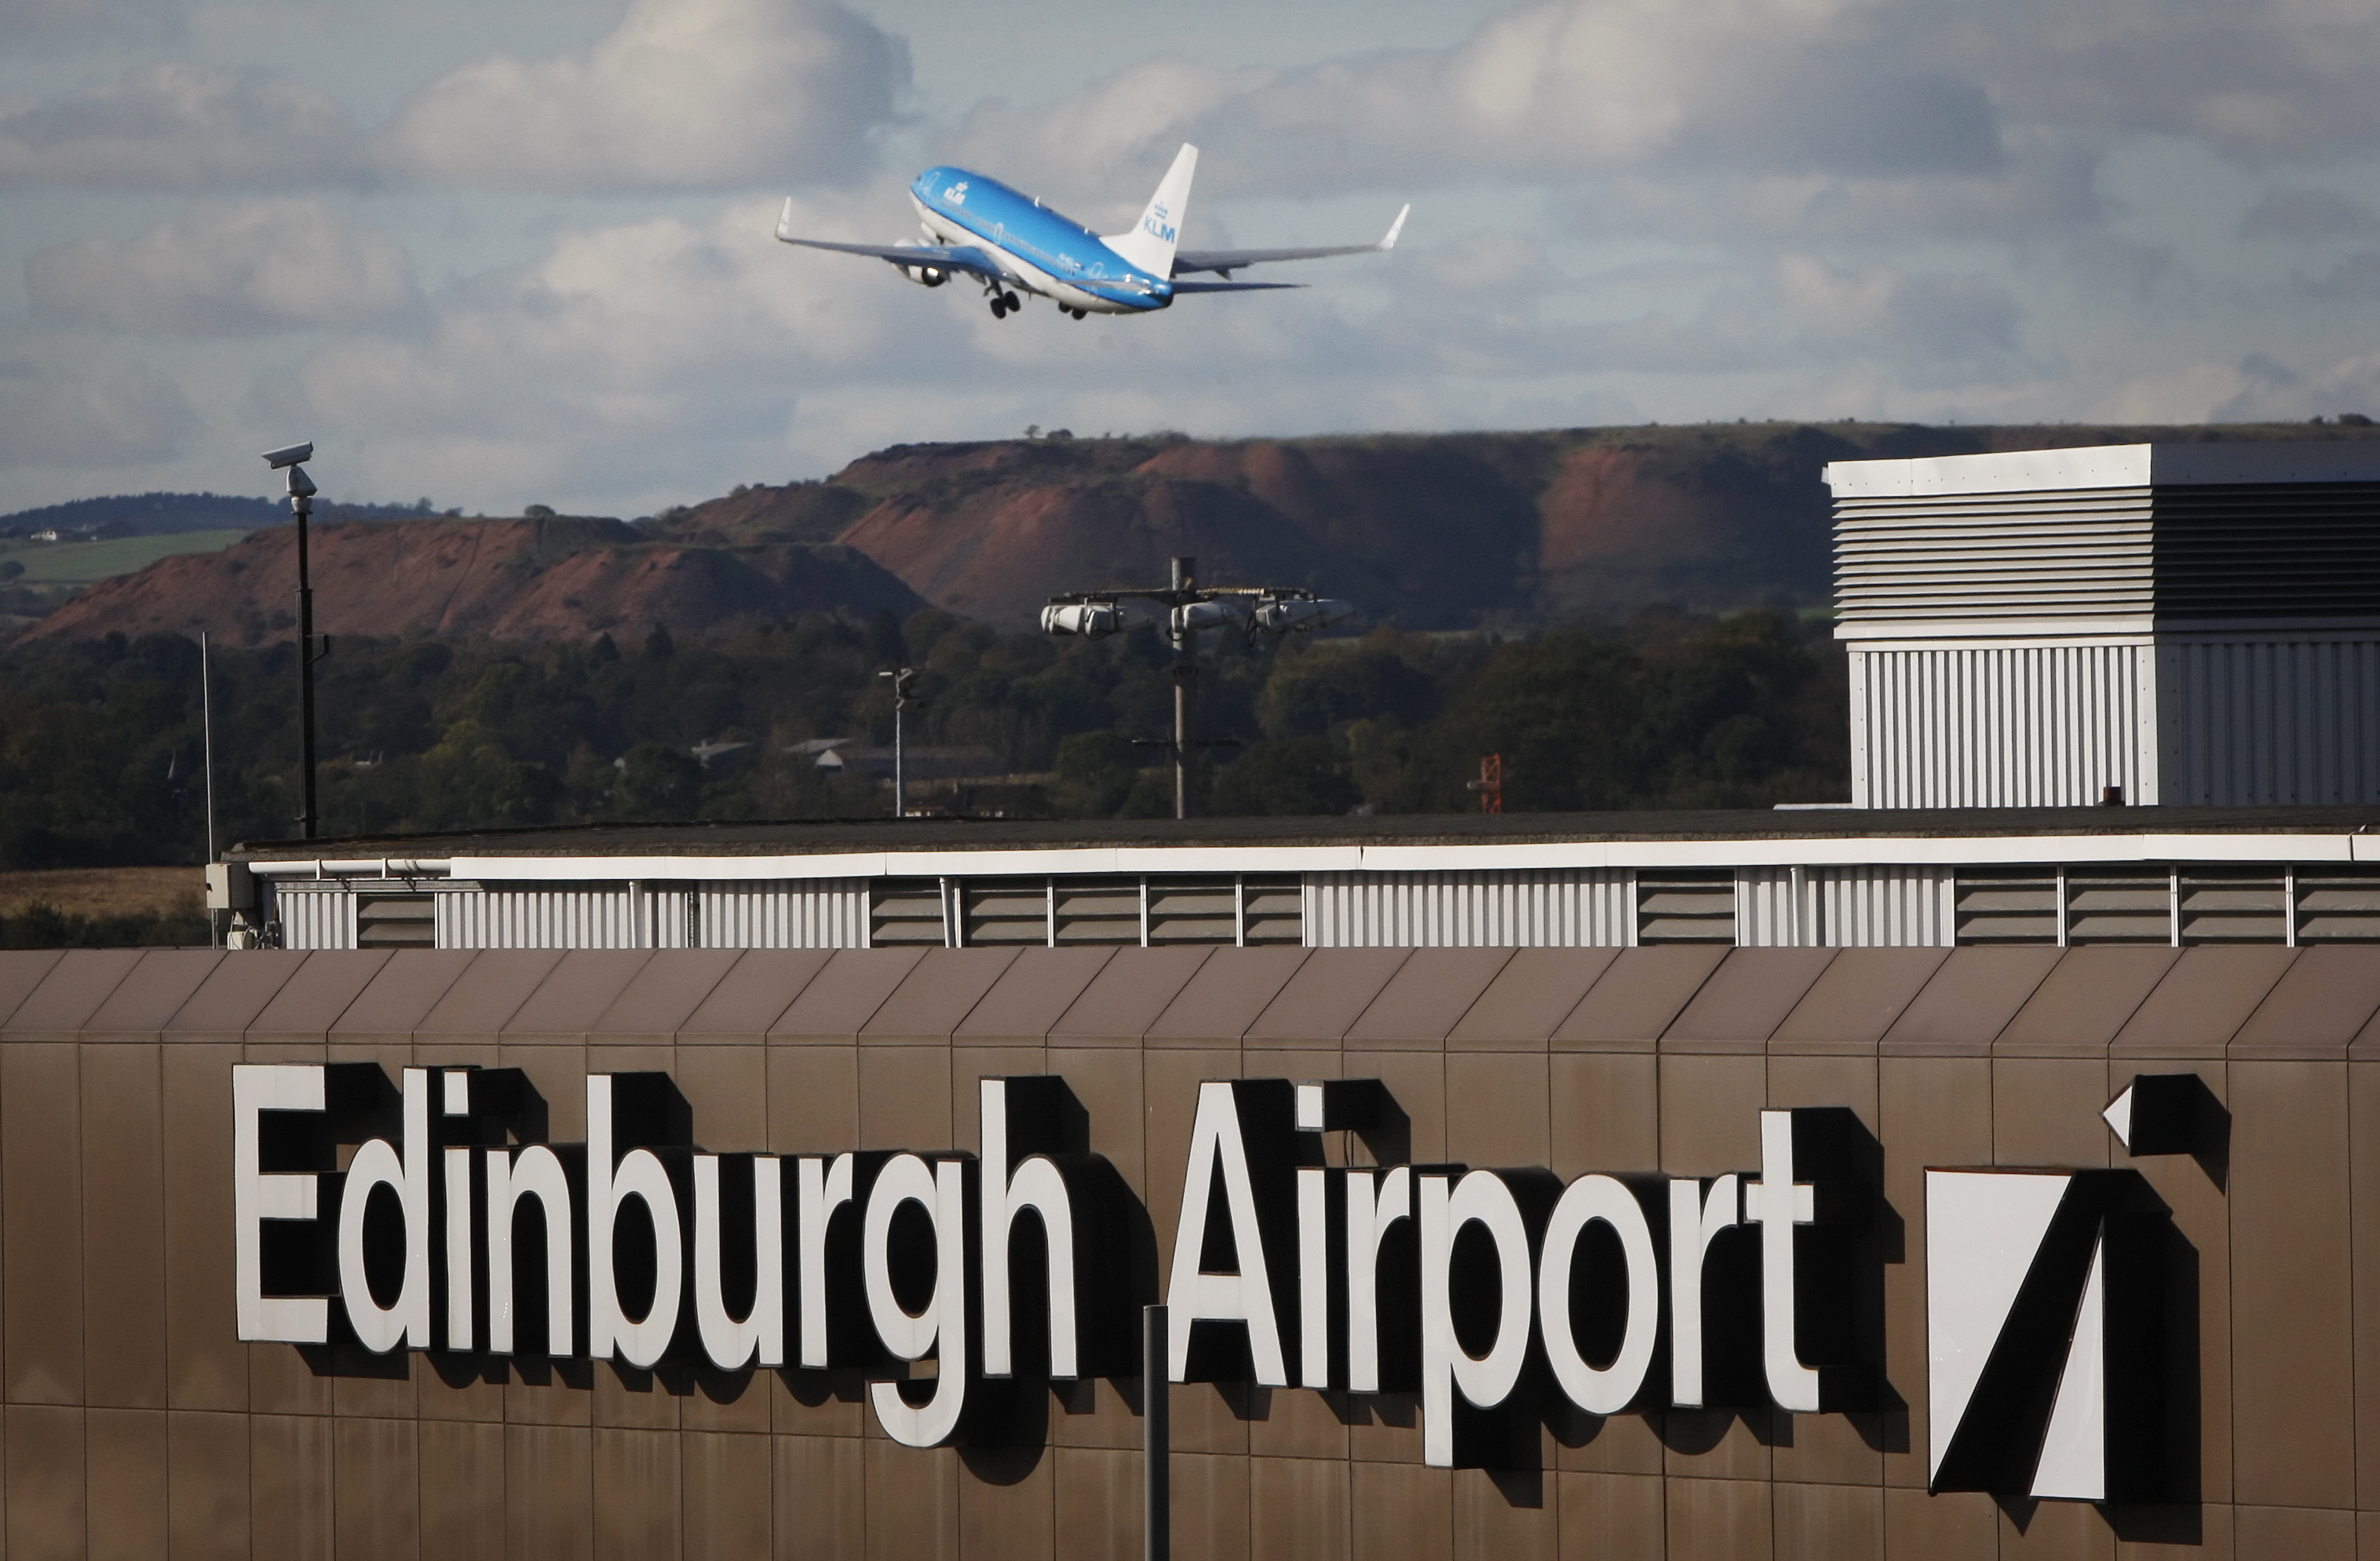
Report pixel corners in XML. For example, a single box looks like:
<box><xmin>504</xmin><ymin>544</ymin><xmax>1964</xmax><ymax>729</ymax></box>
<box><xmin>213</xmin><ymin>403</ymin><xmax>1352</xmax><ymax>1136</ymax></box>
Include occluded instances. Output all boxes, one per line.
<box><xmin>0</xmin><ymin>607</ymin><xmax>1849</xmax><ymax>868</ymax></box>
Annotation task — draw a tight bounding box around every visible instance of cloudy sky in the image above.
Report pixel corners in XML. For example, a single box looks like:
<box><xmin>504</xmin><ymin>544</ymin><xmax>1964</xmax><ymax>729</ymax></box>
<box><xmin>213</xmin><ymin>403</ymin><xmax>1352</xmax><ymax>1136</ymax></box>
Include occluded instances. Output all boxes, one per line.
<box><xmin>6</xmin><ymin>0</ymin><xmax>2380</xmax><ymax>516</ymax></box>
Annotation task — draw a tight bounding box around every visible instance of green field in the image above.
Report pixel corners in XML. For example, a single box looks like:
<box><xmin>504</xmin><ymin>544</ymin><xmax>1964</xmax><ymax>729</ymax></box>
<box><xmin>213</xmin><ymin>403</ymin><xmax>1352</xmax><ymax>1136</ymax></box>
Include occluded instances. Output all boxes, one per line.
<box><xmin>0</xmin><ymin>529</ymin><xmax>252</xmax><ymax>585</ymax></box>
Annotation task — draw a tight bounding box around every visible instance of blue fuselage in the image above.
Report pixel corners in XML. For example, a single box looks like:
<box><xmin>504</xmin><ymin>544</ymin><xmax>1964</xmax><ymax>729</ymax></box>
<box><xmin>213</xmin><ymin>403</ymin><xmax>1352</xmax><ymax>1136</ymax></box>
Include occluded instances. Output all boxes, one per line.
<box><xmin>909</xmin><ymin>166</ymin><xmax>1172</xmax><ymax>315</ymax></box>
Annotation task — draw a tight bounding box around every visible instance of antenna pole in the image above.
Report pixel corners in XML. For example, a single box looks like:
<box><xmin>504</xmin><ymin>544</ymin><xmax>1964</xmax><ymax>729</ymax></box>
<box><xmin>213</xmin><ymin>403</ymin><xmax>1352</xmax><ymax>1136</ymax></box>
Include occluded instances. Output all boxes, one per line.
<box><xmin>1144</xmin><ymin>1304</ymin><xmax>1170</xmax><ymax>1561</ymax></box>
<box><xmin>1170</xmin><ymin>556</ymin><xmax>1194</xmax><ymax>820</ymax></box>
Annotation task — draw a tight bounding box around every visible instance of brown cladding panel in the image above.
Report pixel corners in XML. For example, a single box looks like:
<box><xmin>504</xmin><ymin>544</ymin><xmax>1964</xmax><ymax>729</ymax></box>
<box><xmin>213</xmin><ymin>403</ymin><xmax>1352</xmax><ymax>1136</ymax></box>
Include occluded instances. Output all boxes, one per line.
<box><xmin>1879</xmin><ymin>1055</ymin><xmax>1992</xmax><ymax>1491</ymax></box>
<box><xmin>1050</xmin><ymin>946</ymin><xmax>1211</xmax><ymax>1044</ymax></box>
<box><xmin>591</xmin><ymin>1425</ymin><xmax>681</xmax><ymax>1561</ymax></box>
<box><xmin>1351</xmin><ymin>1457</ymin><xmax>1452</xmax><ymax>1561</ymax></box>
<box><xmin>506</xmin><ymin>1422</ymin><xmax>595</xmax><ymax>1561</ymax></box>
<box><xmin>414</xmin><ymin>947</ymin><xmax>568</xmax><ymax>1040</ymax></box>
<box><xmin>1663</xmin><ymin>1475</ymin><xmax>1772</xmax><ymax>1561</ymax></box>
<box><xmin>0</xmin><ymin>949</ymin><xmax>66</xmax><ymax>1028</ymax></box>
<box><xmin>682</xmin><ymin>1430</ymin><xmax>772</xmax><ymax>1561</ymax></box>
<box><xmin>956</xmin><ymin>946</ymin><xmax>1115</xmax><ymax>1040</ymax></box>
<box><xmin>2233</xmin><ymin>1504</ymin><xmax>2354</xmax><ymax>1559</ymax></box>
<box><xmin>1769</xmin><ymin>946</ymin><xmax>1947</xmax><ymax>1054</ymax></box>
<box><xmin>773</xmin><ymin>948</ymin><xmax>925</xmax><ymax>1039</ymax></box>
<box><xmin>1554</xmin><ymin>946</ymin><xmax>1728</xmax><ymax>1052</ymax></box>
<box><xmin>1168</xmin><ymin>1450</ymin><xmax>1253</xmax><ymax>1561</ymax></box>
<box><xmin>1880</xmin><ymin>946</ymin><xmax>2062</xmax><ymax>1054</ymax></box>
<box><xmin>865</xmin><ymin>947</ymin><xmax>1020</xmax><ymax>1040</ymax></box>
<box><xmin>1452</xmin><ymin>1464</ymin><xmax>1556</xmax><ymax>1561</ymax></box>
<box><xmin>334</xmin><ymin>1417</ymin><xmax>422</xmax><ymax>1561</ymax></box>
<box><xmin>863</xmin><ymin>1437</ymin><xmax>958</xmax><ymax>1561</ymax></box>
<box><xmin>5</xmin><ymin>1403</ymin><xmax>83</xmax><ymax>1556</ymax></box>
<box><xmin>956</xmin><ymin>1446</ymin><xmax>1056</xmax><ymax>1561</ymax></box>
<box><xmin>776</xmin><ymin>1435</ymin><xmax>868</xmax><ymax>1561</ymax></box>
<box><xmin>2</xmin><ymin>949</ymin><xmax>141</xmax><ymax>1039</ymax></box>
<box><xmin>1243</xmin><ymin>946</ymin><xmax>1409</xmax><ymax>1046</ymax></box>
<box><xmin>1991</xmin><ymin>1057</ymin><xmax>2112</xmax><ymax>1169</ymax></box>
<box><xmin>162</xmin><ymin>1041</ymin><xmax>243</xmax><ymax>1410</ymax></box>
<box><xmin>4</xmin><ymin>1043</ymin><xmax>82</xmax><ymax>1403</ymax></box>
<box><xmin>85</xmin><ymin>1406</ymin><xmax>168</xmax><ymax>1561</ymax></box>
<box><xmin>593</xmin><ymin>947</ymin><xmax>741</xmax><ymax>1041</ymax></box>
<box><xmin>1447</xmin><ymin>1050</ymin><xmax>1553</xmax><ymax>1167</ymax></box>
<box><xmin>80</xmin><ymin>1043</ymin><xmax>165</xmax><ymax>1409</ymax></box>
<box><xmin>1659</xmin><ymin>1052</ymin><xmax>1766</xmax><ymax>1176</ymax></box>
<box><xmin>1994</xmin><ymin>945</ymin><xmax>2176</xmax><ymax>1055</ymax></box>
<box><xmin>1555</xmin><ymin>1471</ymin><xmax>1665</xmax><ymax>1561</ymax></box>
<box><xmin>1882</xmin><ymin>1486</ymin><xmax>1995</xmax><ymax>1561</ymax></box>
<box><xmin>1449</xmin><ymin>948</ymin><xmax>1620</xmax><ymax>1049</ymax></box>
<box><xmin>1663</xmin><ymin>947</ymin><xmax>1838</xmax><ymax>1050</ymax></box>
<box><xmin>684</xmin><ymin>949</ymin><xmax>830</xmax><ymax>1038</ymax></box>
<box><xmin>1550</xmin><ymin>1052</ymin><xmax>1660</xmax><ymax>1178</ymax></box>
<box><xmin>673</xmin><ymin>1045</ymin><xmax>767</xmax><ymax>1154</ymax></box>
<box><xmin>244</xmin><ymin>947</ymin><xmax>392</xmax><ymax>1042</ymax></box>
<box><xmin>168</xmin><ymin>1408</ymin><xmax>250</xmax><ymax>1561</ymax></box>
<box><xmin>859</xmin><ymin>1041</ymin><xmax>954</xmax><ymax>1150</ymax></box>
<box><xmin>1345</xmin><ymin>946</ymin><xmax>1514</xmax><ymax>1047</ymax></box>
<box><xmin>2358</xmin><ymin>1064</ymin><xmax>2380</xmax><ymax>1510</ymax></box>
<box><xmin>419</xmin><ymin>1418</ymin><xmax>506</xmax><ymax>1561</ymax></box>
<box><xmin>250</xmin><ymin>1412</ymin><xmax>334</xmax><ymax>1561</ymax></box>
<box><xmin>163</xmin><ymin>950</ymin><xmax>309</xmax><ymax>1038</ymax></box>
<box><xmin>2230</xmin><ymin>1060</ymin><xmax>2356</xmax><ymax>1508</ymax></box>
<box><xmin>1772</xmin><ymin>1480</ymin><xmax>1883</xmax><ymax>1561</ymax></box>
<box><xmin>77</xmin><ymin>950</ymin><xmax>224</xmax><ymax>1037</ymax></box>
<box><xmin>326</xmin><ymin>949</ymin><xmax>476</xmax><ymax>1044</ymax></box>
<box><xmin>2231</xmin><ymin>944</ymin><xmax>2380</xmax><ymax>1057</ymax></box>
<box><xmin>2112</xmin><ymin>945</ymin><xmax>2301</xmax><ymax>1058</ymax></box>
<box><xmin>501</xmin><ymin>950</ymin><xmax>652</xmax><ymax>1041</ymax></box>
<box><xmin>1052</xmin><ymin>1446</ymin><xmax>1138</xmax><ymax>1561</ymax></box>
<box><xmin>1145</xmin><ymin>947</ymin><xmax>1309</xmax><ymax>1043</ymax></box>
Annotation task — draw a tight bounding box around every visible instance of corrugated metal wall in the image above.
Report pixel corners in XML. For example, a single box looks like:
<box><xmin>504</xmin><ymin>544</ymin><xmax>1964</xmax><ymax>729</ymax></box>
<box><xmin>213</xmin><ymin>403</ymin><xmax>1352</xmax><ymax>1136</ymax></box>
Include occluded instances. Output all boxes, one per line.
<box><xmin>274</xmin><ymin>888</ymin><xmax>353</xmax><ymax>950</ymax></box>
<box><xmin>1853</xmin><ymin>642</ymin><xmax>2152</xmax><ymax>808</ymax></box>
<box><xmin>1304</xmin><ymin>870</ymin><xmax>1633</xmax><ymax>947</ymax></box>
<box><xmin>2168</xmin><ymin>638</ymin><xmax>2380</xmax><ymax>805</ymax></box>
<box><xmin>1740</xmin><ymin>866</ymin><xmax>1956</xmax><ymax>947</ymax></box>
<box><xmin>438</xmin><ymin>884</ymin><xmax>637</xmax><ymax>949</ymax></box>
<box><xmin>700</xmin><ymin>881</ymin><xmax>868</xmax><ymax>949</ymax></box>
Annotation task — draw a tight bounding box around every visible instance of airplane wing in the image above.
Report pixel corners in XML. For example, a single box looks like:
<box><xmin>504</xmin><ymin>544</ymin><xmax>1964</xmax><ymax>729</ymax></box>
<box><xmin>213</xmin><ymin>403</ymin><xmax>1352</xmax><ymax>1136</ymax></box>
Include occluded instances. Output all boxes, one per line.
<box><xmin>1171</xmin><ymin>203</ymin><xmax>1408</xmax><ymax>278</ymax></box>
<box><xmin>774</xmin><ymin>201</ymin><xmax>1010</xmax><ymax>281</ymax></box>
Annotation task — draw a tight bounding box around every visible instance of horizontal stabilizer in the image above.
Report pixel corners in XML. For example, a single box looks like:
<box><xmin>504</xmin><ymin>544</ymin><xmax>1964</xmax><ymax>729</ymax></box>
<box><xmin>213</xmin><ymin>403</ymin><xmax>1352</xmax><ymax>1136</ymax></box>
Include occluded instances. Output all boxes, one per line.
<box><xmin>1168</xmin><ymin>279</ymin><xmax>1305</xmax><ymax>293</ymax></box>
<box><xmin>1171</xmin><ymin>202</ymin><xmax>1411</xmax><ymax>277</ymax></box>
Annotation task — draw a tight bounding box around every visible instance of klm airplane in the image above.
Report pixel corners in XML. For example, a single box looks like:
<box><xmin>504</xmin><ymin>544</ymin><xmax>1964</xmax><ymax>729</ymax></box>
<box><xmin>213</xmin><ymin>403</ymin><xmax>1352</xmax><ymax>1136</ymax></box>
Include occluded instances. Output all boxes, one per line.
<box><xmin>775</xmin><ymin>144</ymin><xmax>1407</xmax><ymax>319</ymax></box>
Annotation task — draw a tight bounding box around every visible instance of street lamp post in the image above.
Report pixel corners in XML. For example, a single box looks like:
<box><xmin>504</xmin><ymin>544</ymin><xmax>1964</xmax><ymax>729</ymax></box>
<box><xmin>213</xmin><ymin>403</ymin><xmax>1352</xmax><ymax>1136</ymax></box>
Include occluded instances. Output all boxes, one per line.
<box><xmin>1041</xmin><ymin>555</ymin><xmax>1354</xmax><ymax>819</ymax></box>
<box><xmin>261</xmin><ymin>442</ymin><xmax>330</xmax><ymax>839</ymax></box>
<box><xmin>877</xmin><ymin>666</ymin><xmax>921</xmax><ymax>818</ymax></box>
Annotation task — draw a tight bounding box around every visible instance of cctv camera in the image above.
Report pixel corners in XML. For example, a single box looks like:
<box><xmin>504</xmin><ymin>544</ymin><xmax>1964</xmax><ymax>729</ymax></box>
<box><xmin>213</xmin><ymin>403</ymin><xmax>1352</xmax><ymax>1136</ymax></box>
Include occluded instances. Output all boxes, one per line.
<box><xmin>261</xmin><ymin>441</ymin><xmax>314</xmax><ymax>470</ymax></box>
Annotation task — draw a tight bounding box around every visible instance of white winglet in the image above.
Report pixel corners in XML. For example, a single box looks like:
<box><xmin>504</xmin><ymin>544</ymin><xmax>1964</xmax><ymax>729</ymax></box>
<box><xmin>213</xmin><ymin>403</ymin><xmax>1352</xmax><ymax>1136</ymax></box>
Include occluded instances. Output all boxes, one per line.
<box><xmin>775</xmin><ymin>198</ymin><xmax>797</xmax><ymax>243</ymax></box>
<box><xmin>1379</xmin><ymin>203</ymin><xmax>1410</xmax><ymax>251</ymax></box>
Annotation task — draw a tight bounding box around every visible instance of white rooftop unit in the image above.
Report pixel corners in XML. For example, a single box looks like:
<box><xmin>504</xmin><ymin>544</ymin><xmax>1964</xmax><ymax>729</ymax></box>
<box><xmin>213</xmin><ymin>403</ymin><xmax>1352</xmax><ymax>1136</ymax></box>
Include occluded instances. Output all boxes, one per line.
<box><xmin>1827</xmin><ymin>440</ymin><xmax>2380</xmax><ymax>808</ymax></box>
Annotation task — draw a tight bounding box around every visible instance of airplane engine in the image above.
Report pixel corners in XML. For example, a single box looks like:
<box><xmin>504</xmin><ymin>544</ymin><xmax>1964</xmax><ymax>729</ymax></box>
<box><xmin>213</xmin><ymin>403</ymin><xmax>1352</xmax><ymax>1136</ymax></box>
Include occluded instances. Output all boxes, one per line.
<box><xmin>893</xmin><ymin>239</ymin><xmax>947</xmax><ymax>287</ymax></box>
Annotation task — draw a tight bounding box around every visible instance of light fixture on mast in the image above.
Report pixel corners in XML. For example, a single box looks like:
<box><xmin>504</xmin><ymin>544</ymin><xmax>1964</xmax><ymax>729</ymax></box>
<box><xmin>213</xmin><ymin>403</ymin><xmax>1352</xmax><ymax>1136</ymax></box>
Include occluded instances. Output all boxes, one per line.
<box><xmin>1042</xmin><ymin>556</ymin><xmax>1355</xmax><ymax>819</ymax></box>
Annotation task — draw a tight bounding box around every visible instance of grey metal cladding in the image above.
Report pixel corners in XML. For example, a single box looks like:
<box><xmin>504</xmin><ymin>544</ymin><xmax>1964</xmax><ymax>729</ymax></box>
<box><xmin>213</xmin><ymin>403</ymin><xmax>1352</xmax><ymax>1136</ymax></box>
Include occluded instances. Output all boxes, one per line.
<box><xmin>1835</xmin><ymin>481</ymin><xmax>2380</xmax><ymax>623</ymax></box>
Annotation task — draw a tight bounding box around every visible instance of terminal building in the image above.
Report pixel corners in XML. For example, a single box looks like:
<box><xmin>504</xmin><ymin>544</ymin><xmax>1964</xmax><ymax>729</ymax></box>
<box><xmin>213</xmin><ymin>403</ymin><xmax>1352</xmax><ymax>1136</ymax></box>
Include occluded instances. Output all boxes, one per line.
<box><xmin>0</xmin><ymin>440</ymin><xmax>2373</xmax><ymax>1559</ymax></box>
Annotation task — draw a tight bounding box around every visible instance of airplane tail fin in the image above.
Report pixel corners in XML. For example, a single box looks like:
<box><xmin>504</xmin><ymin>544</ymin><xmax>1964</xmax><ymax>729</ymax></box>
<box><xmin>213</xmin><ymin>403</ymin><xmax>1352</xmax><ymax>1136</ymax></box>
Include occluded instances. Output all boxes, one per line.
<box><xmin>1102</xmin><ymin>144</ymin><xmax>1197</xmax><ymax>277</ymax></box>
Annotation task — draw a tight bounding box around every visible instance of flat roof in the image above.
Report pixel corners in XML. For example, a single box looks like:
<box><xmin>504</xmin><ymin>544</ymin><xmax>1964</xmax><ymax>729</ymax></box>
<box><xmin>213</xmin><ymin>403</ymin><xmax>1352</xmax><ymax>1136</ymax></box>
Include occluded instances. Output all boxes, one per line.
<box><xmin>1824</xmin><ymin>440</ymin><xmax>2380</xmax><ymax>499</ymax></box>
<box><xmin>228</xmin><ymin>804</ymin><xmax>2380</xmax><ymax>878</ymax></box>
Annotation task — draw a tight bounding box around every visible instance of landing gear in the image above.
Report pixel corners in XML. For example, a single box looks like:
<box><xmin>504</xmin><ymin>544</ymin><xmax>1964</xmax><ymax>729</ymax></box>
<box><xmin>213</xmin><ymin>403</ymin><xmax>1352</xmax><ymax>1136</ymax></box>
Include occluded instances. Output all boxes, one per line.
<box><xmin>987</xmin><ymin>290</ymin><xmax>1024</xmax><ymax>319</ymax></box>
<box><xmin>1068</xmin><ymin>307</ymin><xmax>1086</xmax><ymax>319</ymax></box>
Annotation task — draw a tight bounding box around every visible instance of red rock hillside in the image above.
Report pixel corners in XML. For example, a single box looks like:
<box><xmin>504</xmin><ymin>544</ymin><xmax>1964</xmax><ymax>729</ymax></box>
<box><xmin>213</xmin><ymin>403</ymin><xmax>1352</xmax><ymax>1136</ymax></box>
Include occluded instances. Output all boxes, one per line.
<box><xmin>670</xmin><ymin>421</ymin><xmax>2380</xmax><ymax>631</ymax></box>
<box><xmin>24</xmin><ymin>516</ymin><xmax>925</xmax><ymax>646</ymax></box>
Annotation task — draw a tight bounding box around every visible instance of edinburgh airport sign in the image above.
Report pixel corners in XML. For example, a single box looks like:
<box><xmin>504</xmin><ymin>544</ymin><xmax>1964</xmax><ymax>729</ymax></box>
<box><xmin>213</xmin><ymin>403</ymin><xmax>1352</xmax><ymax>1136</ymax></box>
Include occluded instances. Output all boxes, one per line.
<box><xmin>233</xmin><ymin>1065</ymin><xmax>2196</xmax><ymax>1500</ymax></box>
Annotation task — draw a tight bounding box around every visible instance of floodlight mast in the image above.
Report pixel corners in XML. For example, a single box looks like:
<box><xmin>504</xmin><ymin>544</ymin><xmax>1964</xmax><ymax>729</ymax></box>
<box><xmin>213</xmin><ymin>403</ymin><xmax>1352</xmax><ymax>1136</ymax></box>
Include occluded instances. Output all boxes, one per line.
<box><xmin>262</xmin><ymin>441</ymin><xmax>329</xmax><ymax>839</ymax></box>
<box><xmin>1040</xmin><ymin>555</ymin><xmax>1354</xmax><ymax>819</ymax></box>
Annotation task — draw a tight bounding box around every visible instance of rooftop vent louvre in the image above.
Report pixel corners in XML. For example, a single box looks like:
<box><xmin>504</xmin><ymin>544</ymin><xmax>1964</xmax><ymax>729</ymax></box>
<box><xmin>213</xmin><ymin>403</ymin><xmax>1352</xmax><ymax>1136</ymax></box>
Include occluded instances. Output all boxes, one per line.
<box><xmin>961</xmin><ymin>879</ymin><xmax>1049</xmax><ymax>946</ymax></box>
<box><xmin>868</xmin><ymin>878</ymin><xmax>947</xmax><ymax>946</ymax></box>
<box><xmin>1835</xmin><ymin>482</ymin><xmax>2380</xmax><ymax>625</ymax></box>
<box><xmin>1054</xmin><ymin>879</ymin><xmax>1141</xmax><ymax>946</ymax></box>
<box><xmin>1953</xmin><ymin>870</ymin><xmax>2058</xmax><ymax>945</ymax></box>
<box><xmin>1241</xmin><ymin>877</ymin><xmax>1304</xmax><ymax>946</ymax></box>
<box><xmin>2177</xmin><ymin>870</ymin><xmax>2287</xmax><ymax>944</ymax></box>
<box><xmin>2063</xmin><ymin>872</ymin><xmax>2173</xmax><ymax>945</ymax></box>
<box><xmin>1148</xmin><ymin>879</ymin><xmax>1238</xmax><ymax>946</ymax></box>
<box><xmin>1635</xmin><ymin>871</ymin><xmax>1736</xmax><ymax>945</ymax></box>
<box><xmin>2294</xmin><ymin>868</ymin><xmax>2380</xmax><ymax>943</ymax></box>
<box><xmin>355</xmin><ymin>892</ymin><xmax>436</xmax><ymax>949</ymax></box>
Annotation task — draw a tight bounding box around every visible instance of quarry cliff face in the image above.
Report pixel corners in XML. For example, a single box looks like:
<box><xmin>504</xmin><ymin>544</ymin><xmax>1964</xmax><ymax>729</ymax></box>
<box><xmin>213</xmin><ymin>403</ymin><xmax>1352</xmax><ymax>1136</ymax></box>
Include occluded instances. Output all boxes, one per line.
<box><xmin>673</xmin><ymin>425</ymin><xmax>1851</xmax><ymax>632</ymax></box>
<box><xmin>22</xmin><ymin>516</ymin><xmax>925</xmax><ymax>645</ymax></box>
<box><xmin>34</xmin><ymin>422</ymin><xmax>2370</xmax><ymax>644</ymax></box>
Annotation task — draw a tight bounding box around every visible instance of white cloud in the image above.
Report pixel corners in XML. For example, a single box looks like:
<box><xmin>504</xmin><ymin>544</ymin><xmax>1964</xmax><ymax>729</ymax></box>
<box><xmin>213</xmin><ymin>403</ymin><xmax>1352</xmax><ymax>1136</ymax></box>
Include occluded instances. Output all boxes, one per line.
<box><xmin>25</xmin><ymin>200</ymin><xmax>422</xmax><ymax>334</ymax></box>
<box><xmin>0</xmin><ymin>358</ymin><xmax>196</xmax><ymax>465</ymax></box>
<box><xmin>0</xmin><ymin>65</ymin><xmax>367</xmax><ymax>189</ymax></box>
<box><xmin>2</xmin><ymin>0</ymin><xmax>177</xmax><ymax>49</ymax></box>
<box><xmin>379</xmin><ymin>0</ymin><xmax>908</xmax><ymax>192</ymax></box>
